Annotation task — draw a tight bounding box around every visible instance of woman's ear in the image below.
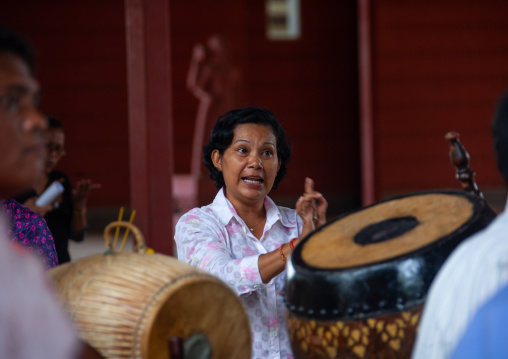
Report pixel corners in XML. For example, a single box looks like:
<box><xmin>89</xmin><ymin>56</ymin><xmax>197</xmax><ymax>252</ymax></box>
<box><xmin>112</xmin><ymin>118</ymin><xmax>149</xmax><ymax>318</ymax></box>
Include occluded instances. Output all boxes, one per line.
<box><xmin>211</xmin><ymin>149</ymin><xmax>222</xmax><ymax>171</ymax></box>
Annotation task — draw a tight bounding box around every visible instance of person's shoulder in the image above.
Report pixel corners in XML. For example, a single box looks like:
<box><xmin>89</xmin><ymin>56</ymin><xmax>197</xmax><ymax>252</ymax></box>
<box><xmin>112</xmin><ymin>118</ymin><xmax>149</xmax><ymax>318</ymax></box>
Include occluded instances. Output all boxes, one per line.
<box><xmin>277</xmin><ymin>205</ymin><xmax>297</xmax><ymax>217</ymax></box>
<box><xmin>275</xmin><ymin>204</ymin><xmax>299</xmax><ymax>227</ymax></box>
<box><xmin>425</xmin><ymin>212</ymin><xmax>508</xmax><ymax>301</ymax></box>
<box><xmin>176</xmin><ymin>204</ymin><xmax>217</xmax><ymax>226</ymax></box>
<box><xmin>2</xmin><ymin>198</ymin><xmax>40</xmax><ymax>220</ymax></box>
<box><xmin>263</xmin><ymin>196</ymin><xmax>298</xmax><ymax>224</ymax></box>
<box><xmin>0</xmin><ymin>198</ymin><xmax>9</xmax><ymax>215</ymax></box>
<box><xmin>445</xmin><ymin>212</ymin><xmax>508</xmax><ymax>264</ymax></box>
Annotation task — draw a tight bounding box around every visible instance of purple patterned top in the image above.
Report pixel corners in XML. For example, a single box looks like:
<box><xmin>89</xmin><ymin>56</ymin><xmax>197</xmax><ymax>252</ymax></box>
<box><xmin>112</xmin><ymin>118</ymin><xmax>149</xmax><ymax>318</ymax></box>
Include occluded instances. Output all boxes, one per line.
<box><xmin>1</xmin><ymin>199</ymin><xmax>58</xmax><ymax>269</ymax></box>
<box><xmin>175</xmin><ymin>188</ymin><xmax>302</xmax><ymax>359</ymax></box>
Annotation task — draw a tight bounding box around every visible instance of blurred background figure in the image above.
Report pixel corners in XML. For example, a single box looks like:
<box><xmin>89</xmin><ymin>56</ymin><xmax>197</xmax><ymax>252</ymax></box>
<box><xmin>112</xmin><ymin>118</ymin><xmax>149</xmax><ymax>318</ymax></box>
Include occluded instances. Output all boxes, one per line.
<box><xmin>172</xmin><ymin>34</ymin><xmax>243</xmax><ymax>226</ymax></box>
<box><xmin>186</xmin><ymin>33</ymin><xmax>242</xmax><ymax>177</ymax></box>
<box><xmin>15</xmin><ymin>116</ymin><xmax>100</xmax><ymax>264</ymax></box>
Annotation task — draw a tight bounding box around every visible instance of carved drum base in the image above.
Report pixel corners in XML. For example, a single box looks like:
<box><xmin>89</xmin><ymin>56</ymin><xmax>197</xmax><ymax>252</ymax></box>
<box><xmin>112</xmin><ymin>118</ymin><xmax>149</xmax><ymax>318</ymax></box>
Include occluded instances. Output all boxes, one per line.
<box><xmin>287</xmin><ymin>306</ymin><xmax>422</xmax><ymax>359</ymax></box>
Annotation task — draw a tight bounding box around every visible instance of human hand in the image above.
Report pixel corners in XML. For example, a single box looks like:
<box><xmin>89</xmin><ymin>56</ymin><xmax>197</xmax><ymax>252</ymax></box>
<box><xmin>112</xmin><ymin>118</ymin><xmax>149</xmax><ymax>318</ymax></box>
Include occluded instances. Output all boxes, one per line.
<box><xmin>73</xmin><ymin>180</ymin><xmax>101</xmax><ymax>209</ymax></box>
<box><xmin>296</xmin><ymin>177</ymin><xmax>328</xmax><ymax>238</ymax></box>
<box><xmin>24</xmin><ymin>197</ymin><xmax>53</xmax><ymax>217</ymax></box>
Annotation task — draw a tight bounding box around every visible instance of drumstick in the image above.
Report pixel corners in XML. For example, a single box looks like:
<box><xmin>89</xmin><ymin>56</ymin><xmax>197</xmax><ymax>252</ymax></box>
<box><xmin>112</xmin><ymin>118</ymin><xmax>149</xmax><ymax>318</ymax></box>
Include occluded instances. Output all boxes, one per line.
<box><xmin>120</xmin><ymin>210</ymin><xmax>136</xmax><ymax>252</ymax></box>
<box><xmin>113</xmin><ymin>207</ymin><xmax>124</xmax><ymax>249</ymax></box>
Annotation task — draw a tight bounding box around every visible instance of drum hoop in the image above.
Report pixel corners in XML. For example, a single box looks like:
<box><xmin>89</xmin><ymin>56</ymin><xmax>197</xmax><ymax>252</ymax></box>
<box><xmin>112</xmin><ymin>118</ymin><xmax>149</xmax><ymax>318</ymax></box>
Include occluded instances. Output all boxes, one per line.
<box><xmin>291</xmin><ymin>189</ymin><xmax>491</xmax><ymax>272</ymax></box>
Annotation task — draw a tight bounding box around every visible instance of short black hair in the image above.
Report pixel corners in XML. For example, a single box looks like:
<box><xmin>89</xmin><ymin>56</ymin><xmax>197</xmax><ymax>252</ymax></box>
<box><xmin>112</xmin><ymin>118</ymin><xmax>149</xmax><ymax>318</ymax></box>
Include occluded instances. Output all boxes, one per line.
<box><xmin>203</xmin><ymin>106</ymin><xmax>292</xmax><ymax>190</ymax></box>
<box><xmin>493</xmin><ymin>88</ymin><xmax>508</xmax><ymax>184</ymax></box>
<box><xmin>0</xmin><ymin>25</ymin><xmax>36</xmax><ymax>74</ymax></box>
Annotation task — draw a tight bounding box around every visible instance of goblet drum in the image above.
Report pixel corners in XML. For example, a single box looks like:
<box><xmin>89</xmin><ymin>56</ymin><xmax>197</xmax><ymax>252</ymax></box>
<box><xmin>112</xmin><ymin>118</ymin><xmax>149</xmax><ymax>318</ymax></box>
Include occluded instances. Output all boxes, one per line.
<box><xmin>285</xmin><ymin>190</ymin><xmax>495</xmax><ymax>359</ymax></box>
<box><xmin>48</xmin><ymin>221</ymin><xmax>251</xmax><ymax>359</ymax></box>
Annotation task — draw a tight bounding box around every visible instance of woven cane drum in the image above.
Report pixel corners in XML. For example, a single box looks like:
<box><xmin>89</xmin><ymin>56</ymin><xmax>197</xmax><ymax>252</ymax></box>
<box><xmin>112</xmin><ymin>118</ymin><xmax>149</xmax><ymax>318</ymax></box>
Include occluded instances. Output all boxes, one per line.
<box><xmin>285</xmin><ymin>190</ymin><xmax>495</xmax><ymax>359</ymax></box>
<box><xmin>49</xmin><ymin>221</ymin><xmax>251</xmax><ymax>359</ymax></box>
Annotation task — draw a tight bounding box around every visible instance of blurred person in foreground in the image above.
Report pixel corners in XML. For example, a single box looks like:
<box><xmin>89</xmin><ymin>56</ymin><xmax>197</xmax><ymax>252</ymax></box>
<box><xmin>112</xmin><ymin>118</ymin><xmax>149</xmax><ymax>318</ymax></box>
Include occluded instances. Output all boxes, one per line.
<box><xmin>412</xmin><ymin>88</ymin><xmax>508</xmax><ymax>359</ymax></box>
<box><xmin>0</xmin><ymin>29</ymin><xmax>57</xmax><ymax>269</ymax></box>
<box><xmin>450</xmin><ymin>280</ymin><xmax>508</xmax><ymax>359</ymax></box>
<box><xmin>0</xmin><ymin>24</ymin><xmax>102</xmax><ymax>358</ymax></box>
<box><xmin>175</xmin><ymin>106</ymin><xmax>328</xmax><ymax>359</ymax></box>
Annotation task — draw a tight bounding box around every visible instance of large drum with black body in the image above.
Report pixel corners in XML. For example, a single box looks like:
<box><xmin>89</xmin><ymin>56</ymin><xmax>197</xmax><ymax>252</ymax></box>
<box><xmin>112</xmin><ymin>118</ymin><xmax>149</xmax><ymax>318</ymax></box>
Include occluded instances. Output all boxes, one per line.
<box><xmin>285</xmin><ymin>190</ymin><xmax>496</xmax><ymax>359</ymax></box>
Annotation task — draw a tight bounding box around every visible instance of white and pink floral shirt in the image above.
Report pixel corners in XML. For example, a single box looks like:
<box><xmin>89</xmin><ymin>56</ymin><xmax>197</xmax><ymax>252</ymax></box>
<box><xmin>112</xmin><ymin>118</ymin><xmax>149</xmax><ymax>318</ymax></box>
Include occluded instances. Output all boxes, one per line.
<box><xmin>175</xmin><ymin>188</ymin><xmax>302</xmax><ymax>359</ymax></box>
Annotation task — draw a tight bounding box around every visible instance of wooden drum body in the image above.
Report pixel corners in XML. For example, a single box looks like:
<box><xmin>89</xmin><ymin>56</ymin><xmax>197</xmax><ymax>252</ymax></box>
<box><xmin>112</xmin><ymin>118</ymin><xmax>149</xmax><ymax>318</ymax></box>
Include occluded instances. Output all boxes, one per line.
<box><xmin>285</xmin><ymin>190</ymin><xmax>495</xmax><ymax>359</ymax></box>
<box><xmin>49</xmin><ymin>223</ymin><xmax>251</xmax><ymax>359</ymax></box>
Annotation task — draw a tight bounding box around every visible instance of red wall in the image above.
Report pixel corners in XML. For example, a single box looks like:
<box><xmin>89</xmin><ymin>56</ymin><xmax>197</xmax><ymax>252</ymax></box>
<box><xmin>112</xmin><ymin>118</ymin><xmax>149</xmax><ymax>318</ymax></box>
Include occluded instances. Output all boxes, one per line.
<box><xmin>170</xmin><ymin>0</ymin><xmax>361</xmax><ymax>215</ymax></box>
<box><xmin>371</xmin><ymin>0</ymin><xmax>508</xmax><ymax>199</ymax></box>
<box><xmin>3</xmin><ymin>0</ymin><xmax>360</xmax><ymax>220</ymax></box>
<box><xmin>5</xmin><ymin>1</ymin><xmax>508</xmax><ymax>218</ymax></box>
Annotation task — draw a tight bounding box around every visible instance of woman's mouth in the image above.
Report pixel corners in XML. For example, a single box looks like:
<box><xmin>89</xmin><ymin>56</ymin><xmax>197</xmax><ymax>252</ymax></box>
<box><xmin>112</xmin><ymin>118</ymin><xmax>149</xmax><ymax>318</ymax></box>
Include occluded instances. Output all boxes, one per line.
<box><xmin>242</xmin><ymin>176</ymin><xmax>263</xmax><ymax>184</ymax></box>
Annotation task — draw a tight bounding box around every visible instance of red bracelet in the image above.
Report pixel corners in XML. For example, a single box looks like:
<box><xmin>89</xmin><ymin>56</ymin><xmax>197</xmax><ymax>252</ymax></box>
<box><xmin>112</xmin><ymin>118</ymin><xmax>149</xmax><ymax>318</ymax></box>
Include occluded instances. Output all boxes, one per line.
<box><xmin>290</xmin><ymin>239</ymin><xmax>295</xmax><ymax>251</ymax></box>
<box><xmin>279</xmin><ymin>244</ymin><xmax>286</xmax><ymax>263</ymax></box>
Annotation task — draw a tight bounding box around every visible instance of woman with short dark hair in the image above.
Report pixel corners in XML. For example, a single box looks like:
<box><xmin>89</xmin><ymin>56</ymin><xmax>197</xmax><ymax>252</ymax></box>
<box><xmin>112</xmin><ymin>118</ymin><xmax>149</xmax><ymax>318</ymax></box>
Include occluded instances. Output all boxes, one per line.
<box><xmin>176</xmin><ymin>106</ymin><xmax>328</xmax><ymax>359</ymax></box>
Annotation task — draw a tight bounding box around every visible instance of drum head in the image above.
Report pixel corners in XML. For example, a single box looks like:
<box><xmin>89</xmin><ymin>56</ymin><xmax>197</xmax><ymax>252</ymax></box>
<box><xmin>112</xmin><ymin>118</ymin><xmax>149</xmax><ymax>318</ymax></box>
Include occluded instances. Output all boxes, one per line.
<box><xmin>303</xmin><ymin>192</ymin><xmax>473</xmax><ymax>269</ymax></box>
<box><xmin>285</xmin><ymin>190</ymin><xmax>496</xmax><ymax>320</ymax></box>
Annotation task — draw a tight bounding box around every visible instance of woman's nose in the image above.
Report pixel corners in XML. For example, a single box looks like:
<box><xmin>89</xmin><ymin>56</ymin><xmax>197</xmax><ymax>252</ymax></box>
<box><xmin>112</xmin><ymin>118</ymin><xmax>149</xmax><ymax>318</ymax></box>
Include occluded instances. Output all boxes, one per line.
<box><xmin>248</xmin><ymin>154</ymin><xmax>263</xmax><ymax>168</ymax></box>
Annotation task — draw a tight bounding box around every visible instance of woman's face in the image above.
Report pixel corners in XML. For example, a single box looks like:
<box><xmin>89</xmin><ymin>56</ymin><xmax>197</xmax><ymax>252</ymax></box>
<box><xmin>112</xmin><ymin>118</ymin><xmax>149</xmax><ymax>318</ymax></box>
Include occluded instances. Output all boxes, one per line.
<box><xmin>212</xmin><ymin>123</ymin><xmax>280</xmax><ymax>208</ymax></box>
<box><xmin>0</xmin><ymin>53</ymin><xmax>46</xmax><ymax>197</ymax></box>
<box><xmin>45</xmin><ymin>128</ymin><xmax>65</xmax><ymax>174</ymax></box>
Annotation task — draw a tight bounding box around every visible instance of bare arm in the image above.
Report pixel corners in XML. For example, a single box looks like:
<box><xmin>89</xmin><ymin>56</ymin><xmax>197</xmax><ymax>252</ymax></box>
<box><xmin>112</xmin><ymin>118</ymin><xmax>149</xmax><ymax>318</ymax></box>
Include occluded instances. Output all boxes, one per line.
<box><xmin>186</xmin><ymin>43</ymin><xmax>211</xmax><ymax>99</ymax></box>
<box><xmin>72</xmin><ymin>180</ymin><xmax>101</xmax><ymax>239</ymax></box>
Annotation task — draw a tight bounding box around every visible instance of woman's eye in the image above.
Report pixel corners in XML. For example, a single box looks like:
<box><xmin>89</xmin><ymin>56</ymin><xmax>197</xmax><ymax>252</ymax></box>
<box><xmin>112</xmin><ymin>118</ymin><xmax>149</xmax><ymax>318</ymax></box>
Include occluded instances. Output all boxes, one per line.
<box><xmin>237</xmin><ymin>148</ymin><xmax>247</xmax><ymax>154</ymax></box>
<box><xmin>262</xmin><ymin>150</ymin><xmax>273</xmax><ymax>156</ymax></box>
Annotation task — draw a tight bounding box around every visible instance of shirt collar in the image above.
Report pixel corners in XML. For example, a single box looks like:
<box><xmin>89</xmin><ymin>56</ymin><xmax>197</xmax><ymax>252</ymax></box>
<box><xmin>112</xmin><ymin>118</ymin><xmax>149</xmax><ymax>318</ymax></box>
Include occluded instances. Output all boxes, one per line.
<box><xmin>211</xmin><ymin>187</ymin><xmax>295</xmax><ymax>229</ymax></box>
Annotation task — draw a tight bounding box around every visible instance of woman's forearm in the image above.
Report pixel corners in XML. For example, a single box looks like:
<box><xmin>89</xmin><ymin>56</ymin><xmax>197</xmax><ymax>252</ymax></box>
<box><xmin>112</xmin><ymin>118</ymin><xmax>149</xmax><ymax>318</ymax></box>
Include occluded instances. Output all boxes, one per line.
<box><xmin>72</xmin><ymin>207</ymin><xmax>87</xmax><ymax>240</ymax></box>
<box><xmin>258</xmin><ymin>239</ymin><xmax>297</xmax><ymax>284</ymax></box>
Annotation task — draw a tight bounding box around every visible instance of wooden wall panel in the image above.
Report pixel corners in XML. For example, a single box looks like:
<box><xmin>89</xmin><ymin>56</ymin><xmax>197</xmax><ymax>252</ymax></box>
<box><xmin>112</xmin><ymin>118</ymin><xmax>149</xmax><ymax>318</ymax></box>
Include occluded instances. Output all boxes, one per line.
<box><xmin>372</xmin><ymin>0</ymin><xmax>508</xmax><ymax>196</ymax></box>
<box><xmin>243</xmin><ymin>1</ymin><xmax>361</xmax><ymax>210</ymax></box>
<box><xmin>4</xmin><ymin>1</ymin><xmax>361</xmax><ymax>218</ymax></box>
<box><xmin>169</xmin><ymin>0</ymin><xmax>361</xmax><ymax>215</ymax></box>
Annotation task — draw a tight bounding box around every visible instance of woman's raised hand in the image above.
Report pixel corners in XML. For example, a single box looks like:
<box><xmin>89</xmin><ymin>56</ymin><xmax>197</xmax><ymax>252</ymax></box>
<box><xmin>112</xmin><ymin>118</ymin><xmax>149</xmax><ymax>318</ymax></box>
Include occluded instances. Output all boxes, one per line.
<box><xmin>73</xmin><ymin>180</ymin><xmax>101</xmax><ymax>210</ymax></box>
<box><xmin>296</xmin><ymin>177</ymin><xmax>328</xmax><ymax>238</ymax></box>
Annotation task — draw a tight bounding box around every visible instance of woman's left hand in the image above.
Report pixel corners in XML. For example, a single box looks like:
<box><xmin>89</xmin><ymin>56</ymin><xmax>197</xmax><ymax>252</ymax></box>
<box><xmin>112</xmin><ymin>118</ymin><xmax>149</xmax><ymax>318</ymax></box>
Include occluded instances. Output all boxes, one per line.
<box><xmin>296</xmin><ymin>177</ymin><xmax>327</xmax><ymax>238</ymax></box>
<box><xmin>259</xmin><ymin>178</ymin><xmax>327</xmax><ymax>284</ymax></box>
<box><xmin>73</xmin><ymin>180</ymin><xmax>101</xmax><ymax>209</ymax></box>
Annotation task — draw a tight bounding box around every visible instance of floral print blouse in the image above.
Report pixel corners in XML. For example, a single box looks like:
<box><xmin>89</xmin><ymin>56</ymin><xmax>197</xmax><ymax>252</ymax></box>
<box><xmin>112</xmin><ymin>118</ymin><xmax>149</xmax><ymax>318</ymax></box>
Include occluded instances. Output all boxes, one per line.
<box><xmin>175</xmin><ymin>188</ymin><xmax>302</xmax><ymax>359</ymax></box>
<box><xmin>1</xmin><ymin>199</ymin><xmax>58</xmax><ymax>269</ymax></box>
